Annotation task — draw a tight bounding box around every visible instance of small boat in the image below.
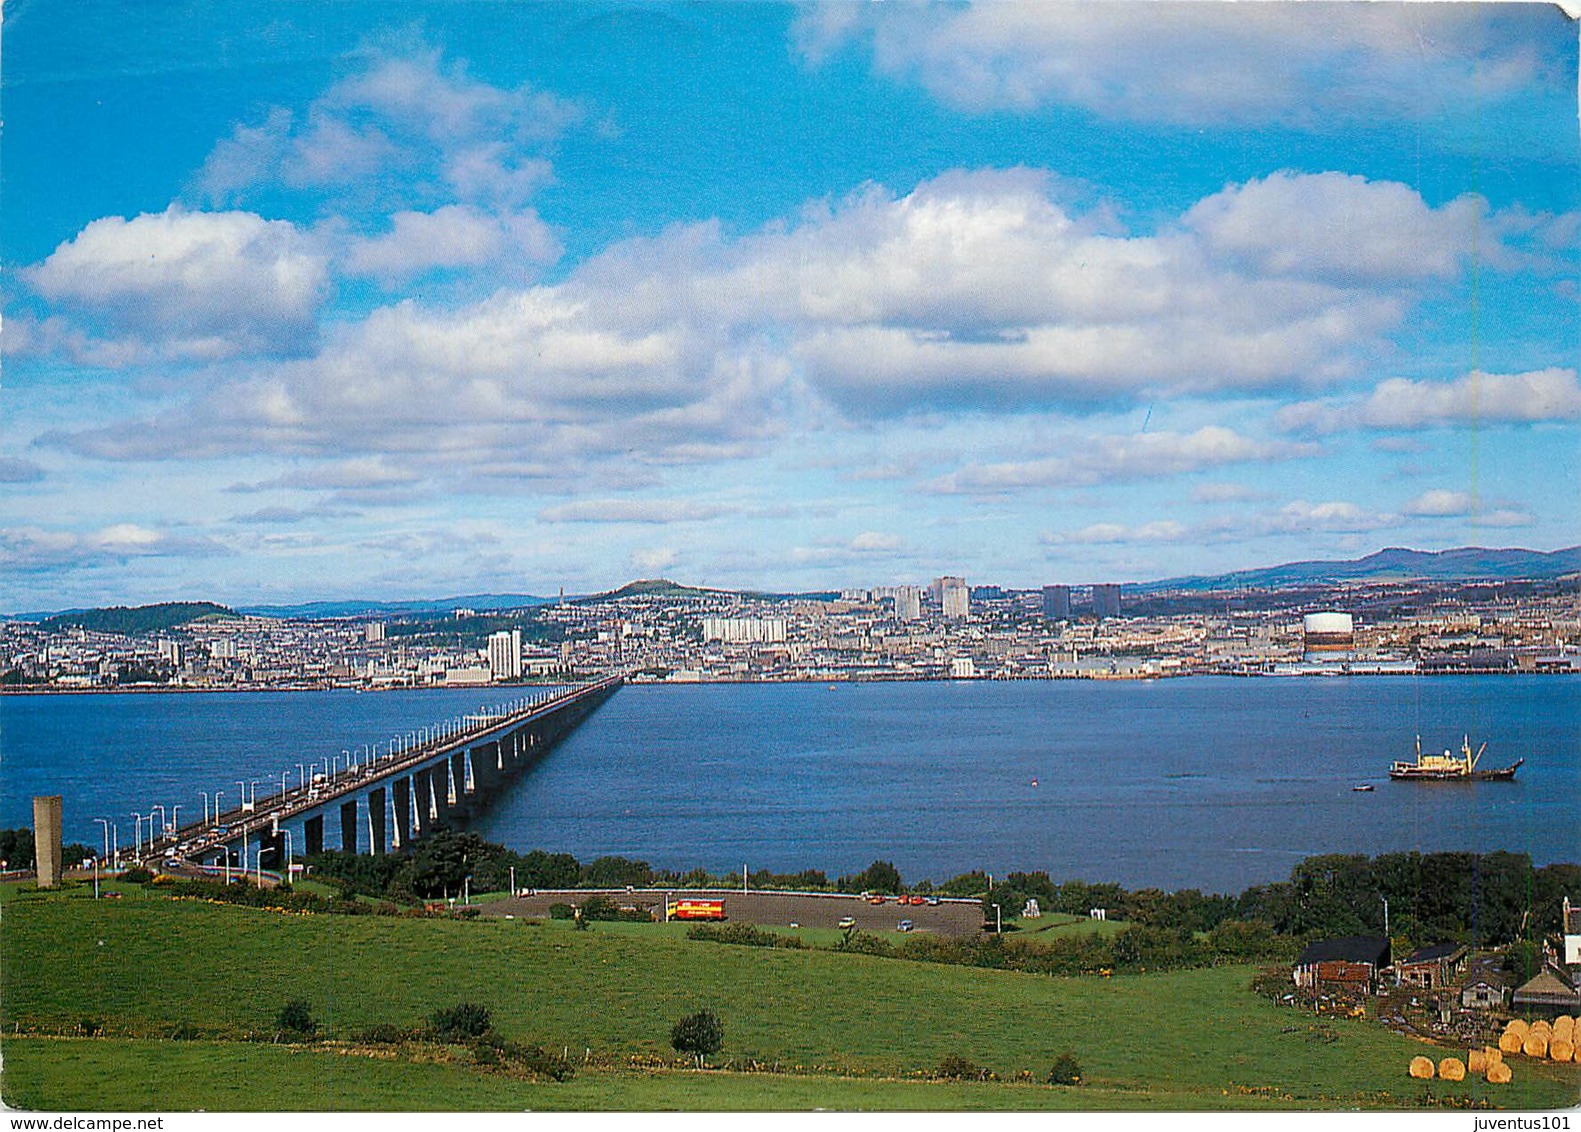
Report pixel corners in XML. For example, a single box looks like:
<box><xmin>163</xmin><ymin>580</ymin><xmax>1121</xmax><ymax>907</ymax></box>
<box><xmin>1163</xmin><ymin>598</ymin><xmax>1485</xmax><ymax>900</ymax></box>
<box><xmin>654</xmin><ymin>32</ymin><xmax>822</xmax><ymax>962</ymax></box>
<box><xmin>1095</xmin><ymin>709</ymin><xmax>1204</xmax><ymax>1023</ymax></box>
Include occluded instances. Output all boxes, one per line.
<box><xmin>1389</xmin><ymin>736</ymin><xmax>1523</xmax><ymax>782</ymax></box>
<box><xmin>1352</xmin><ymin>784</ymin><xmax>1375</xmax><ymax>792</ymax></box>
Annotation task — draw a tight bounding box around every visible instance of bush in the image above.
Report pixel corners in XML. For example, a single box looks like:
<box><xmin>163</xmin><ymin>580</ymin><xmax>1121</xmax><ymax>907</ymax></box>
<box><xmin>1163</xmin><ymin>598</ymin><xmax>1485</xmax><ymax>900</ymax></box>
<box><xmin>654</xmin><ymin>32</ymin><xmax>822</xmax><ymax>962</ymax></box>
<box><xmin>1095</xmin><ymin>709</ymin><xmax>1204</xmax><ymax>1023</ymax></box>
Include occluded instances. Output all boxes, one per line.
<box><xmin>431</xmin><ymin>1002</ymin><xmax>492</xmax><ymax>1042</ymax></box>
<box><xmin>670</xmin><ymin>1009</ymin><xmax>724</xmax><ymax>1064</ymax></box>
<box><xmin>578</xmin><ymin>895</ymin><xmax>649</xmax><ymax>922</ymax></box>
<box><xmin>935</xmin><ymin>1055</ymin><xmax>990</xmax><ymax>1080</ymax></box>
<box><xmin>471</xmin><ymin>1041</ymin><xmax>576</xmax><ymax>1081</ymax></box>
<box><xmin>1048</xmin><ymin>1052</ymin><xmax>1083</xmax><ymax>1085</ymax></box>
<box><xmin>353</xmin><ymin>1023</ymin><xmax>415</xmax><ymax>1045</ymax></box>
<box><xmin>168</xmin><ymin>1021</ymin><xmax>200</xmax><ymax>1041</ymax></box>
<box><xmin>77</xmin><ymin>1017</ymin><xmax>103</xmax><ymax>1037</ymax></box>
<box><xmin>686</xmin><ymin>922</ymin><xmax>805</xmax><ymax>949</ymax></box>
<box><xmin>118</xmin><ymin>867</ymin><xmax>154</xmax><ymax>885</ymax></box>
<box><xmin>275</xmin><ymin>998</ymin><xmax>317</xmax><ymax>1040</ymax></box>
<box><xmin>548</xmin><ymin>902</ymin><xmax>575</xmax><ymax>919</ymax></box>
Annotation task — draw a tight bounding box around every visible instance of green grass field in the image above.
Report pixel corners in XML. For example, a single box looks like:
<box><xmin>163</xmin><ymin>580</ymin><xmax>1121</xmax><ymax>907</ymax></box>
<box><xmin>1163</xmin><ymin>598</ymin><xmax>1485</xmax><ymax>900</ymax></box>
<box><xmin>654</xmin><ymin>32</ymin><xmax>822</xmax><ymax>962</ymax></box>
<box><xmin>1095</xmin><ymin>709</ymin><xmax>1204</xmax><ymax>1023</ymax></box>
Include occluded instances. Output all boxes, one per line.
<box><xmin>3</xmin><ymin>889</ymin><xmax>1578</xmax><ymax>1111</ymax></box>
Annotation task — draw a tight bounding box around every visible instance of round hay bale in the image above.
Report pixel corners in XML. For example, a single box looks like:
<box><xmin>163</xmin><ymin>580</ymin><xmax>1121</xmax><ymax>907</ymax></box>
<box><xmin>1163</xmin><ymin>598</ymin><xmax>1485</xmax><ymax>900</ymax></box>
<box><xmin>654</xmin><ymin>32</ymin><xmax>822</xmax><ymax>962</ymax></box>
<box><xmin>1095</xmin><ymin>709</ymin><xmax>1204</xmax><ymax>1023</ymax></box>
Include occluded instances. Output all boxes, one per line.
<box><xmin>1523</xmin><ymin>1032</ymin><xmax>1549</xmax><ymax>1058</ymax></box>
<box><xmin>1551</xmin><ymin>1018</ymin><xmax>1573</xmax><ymax>1045</ymax></box>
<box><xmin>1438</xmin><ymin>1057</ymin><xmax>1466</xmax><ymax>1081</ymax></box>
<box><xmin>1467</xmin><ymin>1047</ymin><xmax>1487</xmax><ymax>1073</ymax></box>
<box><xmin>1504</xmin><ymin>1018</ymin><xmax>1529</xmax><ymax>1039</ymax></box>
<box><xmin>1409</xmin><ymin>1056</ymin><xmax>1436</xmax><ymax>1079</ymax></box>
<box><xmin>1485</xmin><ymin>1045</ymin><xmax>1503</xmax><ymax>1065</ymax></box>
<box><xmin>1531</xmin><ymin>1020</ymin><xmax>1552</xmax><ymax>1038</ymax></box>
<box><xmin>1487</xmin><ymin>1060</ymin><xmax>1513</xmax><ymax>1085</ymax></box>
<box><xmin>1499</xmin><ymin>1030</ymin><xmax>1525</xmax><ymax>1055</ymax></box>
<box><xmin>1549</xmin><ymin>1038</ymin><xmax>1574</xmax><ymax>1062</ymax></box>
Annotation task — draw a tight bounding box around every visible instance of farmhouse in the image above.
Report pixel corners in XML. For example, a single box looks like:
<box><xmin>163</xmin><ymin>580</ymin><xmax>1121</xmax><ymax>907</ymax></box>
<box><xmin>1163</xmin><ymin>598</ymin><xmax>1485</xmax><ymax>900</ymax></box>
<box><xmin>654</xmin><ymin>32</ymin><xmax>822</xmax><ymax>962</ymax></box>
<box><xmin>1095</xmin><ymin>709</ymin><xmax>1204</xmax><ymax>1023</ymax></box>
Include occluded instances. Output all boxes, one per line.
<box><xmin>1392</xmin><ymin>942</ymin><xmax>1468</xmax><ymax>990</ymax></box>
<box><xmin>1293</xmin><ymin>936</ymin><xmax>1391</xmax><ymax>993</ymax></box>
<box><xmin>1512</xmin><ymin>962</ymin><xmax>1581</xmax><ymax>1016</ymax></box>
<box><xmin>1458</xmin><ymin>956</ymin><xmax>1513</xmax><ymax>1011</ymax></box>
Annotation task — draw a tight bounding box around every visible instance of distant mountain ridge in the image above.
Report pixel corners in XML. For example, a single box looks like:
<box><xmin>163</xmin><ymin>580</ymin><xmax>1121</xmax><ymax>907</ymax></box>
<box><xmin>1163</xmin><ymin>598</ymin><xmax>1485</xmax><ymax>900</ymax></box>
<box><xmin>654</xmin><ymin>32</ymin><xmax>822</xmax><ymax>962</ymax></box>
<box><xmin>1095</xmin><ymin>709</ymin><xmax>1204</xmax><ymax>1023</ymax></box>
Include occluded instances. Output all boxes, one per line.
<box><xmin>9</xmin><ymin>545</ymin><xmax>1578</xmax><ymax>623</ymax></box>
<box><xmin>237</xmin><ymin>593</ymin><xmax>559</xmax><ymax>619</ymax></box>
<box><xmin>1142</xmin><ymin>545</ymin><xmax>1581</xmax><ymax>593</ymax></box>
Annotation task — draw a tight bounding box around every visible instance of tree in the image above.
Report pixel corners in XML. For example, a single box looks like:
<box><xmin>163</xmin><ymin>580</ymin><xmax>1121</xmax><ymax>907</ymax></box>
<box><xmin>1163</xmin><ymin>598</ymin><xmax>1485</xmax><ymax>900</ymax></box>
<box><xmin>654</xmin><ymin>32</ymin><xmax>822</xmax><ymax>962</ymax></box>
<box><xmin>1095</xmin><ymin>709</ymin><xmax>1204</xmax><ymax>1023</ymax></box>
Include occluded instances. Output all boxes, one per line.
<box><xmin>670</xmin><ymin>1009</ymin><xmax>724</xmax><ymax>1067</ymax></box>
<box><xmin>846</xmin><ymin>860</ymin><xmax>902</xmax><ymax>894</ymax></box>
<box><xmin>431</xmin><ymin>1002</ymin><xmax>492</xmax><ymax>1042</ymax></box>
<box><xmin>275</xmin><ymin>999</ymin><xmax>316</xmax><ymax>1040</ymax></box>
<box><xmin>1048</xmin><ymin>1052</ymin><xmax>1083</xmax><ymax>1085</ymax></box>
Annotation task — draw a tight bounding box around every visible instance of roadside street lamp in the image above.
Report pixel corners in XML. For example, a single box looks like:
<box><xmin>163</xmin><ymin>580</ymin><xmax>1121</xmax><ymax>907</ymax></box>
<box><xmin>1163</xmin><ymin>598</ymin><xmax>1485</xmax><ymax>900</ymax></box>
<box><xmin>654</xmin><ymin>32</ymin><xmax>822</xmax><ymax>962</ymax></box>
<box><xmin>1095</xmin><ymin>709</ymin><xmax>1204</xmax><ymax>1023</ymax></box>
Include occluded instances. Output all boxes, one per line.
<box><xmin>992</xmin><ymin>903</ymin><xmax>1002</xmax><ymax>935</ymax></box>
<box><xmin>281</xmin><ymin>830</ymin><xmax>294</xmax><ymax>886</ymax></box>
<box><xmin>94</xmin><ymin>818</ymin><xmax>112</xmax><ymax>867</ymax></box>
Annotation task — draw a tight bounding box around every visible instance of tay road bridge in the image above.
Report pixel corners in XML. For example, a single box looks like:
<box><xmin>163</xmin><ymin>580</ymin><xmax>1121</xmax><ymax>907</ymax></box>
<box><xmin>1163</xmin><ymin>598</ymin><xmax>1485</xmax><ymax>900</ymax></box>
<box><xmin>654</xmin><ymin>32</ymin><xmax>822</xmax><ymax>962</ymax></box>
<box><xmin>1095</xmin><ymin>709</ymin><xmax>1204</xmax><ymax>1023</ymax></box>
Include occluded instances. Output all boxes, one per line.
<box><xmin>139</xmin><ymin>673</ymin><xmax>624</xmax><ymax>877</ymax></box>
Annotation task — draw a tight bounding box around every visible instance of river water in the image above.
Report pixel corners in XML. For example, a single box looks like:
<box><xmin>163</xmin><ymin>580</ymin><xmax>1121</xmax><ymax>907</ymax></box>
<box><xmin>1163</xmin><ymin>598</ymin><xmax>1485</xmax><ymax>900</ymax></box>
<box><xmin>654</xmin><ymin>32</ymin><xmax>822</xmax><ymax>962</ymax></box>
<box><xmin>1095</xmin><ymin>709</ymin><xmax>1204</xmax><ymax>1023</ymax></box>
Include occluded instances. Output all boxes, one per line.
<box><xmin>2</xmin><ymin>676</ymin><xmax>1575</xmax><ymax>892</ymax></box>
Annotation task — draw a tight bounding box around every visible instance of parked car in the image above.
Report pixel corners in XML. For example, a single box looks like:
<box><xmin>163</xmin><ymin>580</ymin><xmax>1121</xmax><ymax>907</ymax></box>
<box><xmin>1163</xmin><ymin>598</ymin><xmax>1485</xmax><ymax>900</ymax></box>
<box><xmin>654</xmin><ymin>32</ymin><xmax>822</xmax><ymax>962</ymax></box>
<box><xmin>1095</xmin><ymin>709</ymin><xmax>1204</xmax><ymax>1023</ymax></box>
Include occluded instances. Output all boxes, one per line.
<box><xmin>898</xmin><ymin>919</ymin><xmax>915</xmax><ymax>932</ymax></box>
<box><xmin>837</xmin><ymin>915</ymin><xmax>857</xmax><ymax>929</ymax></box>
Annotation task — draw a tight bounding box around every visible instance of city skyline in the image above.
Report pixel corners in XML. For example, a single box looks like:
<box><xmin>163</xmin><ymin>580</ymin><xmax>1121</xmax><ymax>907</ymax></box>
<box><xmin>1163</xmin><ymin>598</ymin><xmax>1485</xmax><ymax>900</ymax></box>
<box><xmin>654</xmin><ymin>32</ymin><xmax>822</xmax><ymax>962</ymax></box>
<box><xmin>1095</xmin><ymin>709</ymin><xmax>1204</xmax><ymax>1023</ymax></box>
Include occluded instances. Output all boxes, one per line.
<box><xmin>4</xmin><ymin>2</ymin><xmax>1578</xmax><ymax>611</ymax></box>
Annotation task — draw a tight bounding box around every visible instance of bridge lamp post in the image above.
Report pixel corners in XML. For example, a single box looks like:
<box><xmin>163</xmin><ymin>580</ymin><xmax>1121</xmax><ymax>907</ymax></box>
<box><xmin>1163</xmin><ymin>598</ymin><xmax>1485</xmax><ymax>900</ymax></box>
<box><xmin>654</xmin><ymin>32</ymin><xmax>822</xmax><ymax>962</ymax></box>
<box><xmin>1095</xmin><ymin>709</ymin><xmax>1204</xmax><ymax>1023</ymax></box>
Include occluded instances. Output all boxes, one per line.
<box><xmin>214</xmin><ymin>791</ymin><xmax>224</xmax><ymax>822</ymax></box>
<box><xmin>93</xmin><ymin>818</ymin><xmax>112</xmax><ymax>868</ymax></box>
<box><xmin>131</xmin><ymin>812</ymin><xmax>144</xmax><ymax>859</ymax></box>
<box><xmin>168</xmin><ymin>805</ymin><xmax>181</xmax><ymax>836</ymax></box>
<box><xmin>250</xmin><ymin>782</ymin><xmax>260</xmax><ymax>811</ymax></box>
<box><xmin>200</xmin><ymin>791</ymin><xmax>212</xmax><ymax>825</ymax></box>
<box><xmin>279</xmin><ymin>771</ymin><xmax>289</xmax><ymax>797</ymax></box>
<box><xmin>281</xmin><ymin>830</ymin><xmax>293</xmax><ymax>886</ymax></box>
<box><xmin>151</xmin><ymin>805</ymin><xmax>167</xmax><ymax>847</ymax></box>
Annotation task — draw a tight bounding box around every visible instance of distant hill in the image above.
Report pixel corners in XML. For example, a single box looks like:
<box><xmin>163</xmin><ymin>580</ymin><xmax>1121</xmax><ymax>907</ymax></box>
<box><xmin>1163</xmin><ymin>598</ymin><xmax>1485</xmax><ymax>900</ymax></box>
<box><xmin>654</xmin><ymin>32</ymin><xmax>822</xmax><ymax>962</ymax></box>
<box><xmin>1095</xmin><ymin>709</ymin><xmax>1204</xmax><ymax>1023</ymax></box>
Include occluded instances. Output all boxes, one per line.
<box><xmin>573</xmin><ymin>578</ymin><xmax>723</xmax><ymax>604</ymax></box>
<box><xmin>237</xmin><ymin>594</ymin><xmax>557</xmax><ymax>619</ymax></box>
<box><xmin>1142</xmin><ymin>545</ymin><xmax>1581</xmax><ymax>593</ymax></box>
<box><xmin>37</xmin><ymin>602</ymin><xmax>235</xmax><ymax>635</ymax></box>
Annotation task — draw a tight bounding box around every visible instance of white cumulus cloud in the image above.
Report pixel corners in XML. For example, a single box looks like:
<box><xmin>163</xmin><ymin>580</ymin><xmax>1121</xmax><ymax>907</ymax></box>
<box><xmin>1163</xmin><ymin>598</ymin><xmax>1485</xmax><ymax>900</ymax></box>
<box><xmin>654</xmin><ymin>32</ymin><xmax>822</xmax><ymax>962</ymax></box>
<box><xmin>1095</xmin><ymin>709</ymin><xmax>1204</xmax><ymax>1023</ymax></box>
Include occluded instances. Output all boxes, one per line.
<box><xmin>1279</xmin><ymin>369</ymin><xmax>1581</xmax><ymax>434</ymax></box>
<box><xmin>25</xmin><ymin>208</ymin><xmax>328</xmax><ymax>360</ymax></box>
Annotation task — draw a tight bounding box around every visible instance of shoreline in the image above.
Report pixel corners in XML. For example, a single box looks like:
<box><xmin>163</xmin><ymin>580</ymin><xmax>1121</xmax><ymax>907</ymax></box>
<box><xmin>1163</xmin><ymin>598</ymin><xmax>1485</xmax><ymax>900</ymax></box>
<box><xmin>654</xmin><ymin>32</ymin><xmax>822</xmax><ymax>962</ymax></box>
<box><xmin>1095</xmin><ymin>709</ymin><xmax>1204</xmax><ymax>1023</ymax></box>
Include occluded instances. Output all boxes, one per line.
<box><xmin>3</xmin><ymin>668</ymin><xmax>1577</xmax><ymax>696</ymax></box>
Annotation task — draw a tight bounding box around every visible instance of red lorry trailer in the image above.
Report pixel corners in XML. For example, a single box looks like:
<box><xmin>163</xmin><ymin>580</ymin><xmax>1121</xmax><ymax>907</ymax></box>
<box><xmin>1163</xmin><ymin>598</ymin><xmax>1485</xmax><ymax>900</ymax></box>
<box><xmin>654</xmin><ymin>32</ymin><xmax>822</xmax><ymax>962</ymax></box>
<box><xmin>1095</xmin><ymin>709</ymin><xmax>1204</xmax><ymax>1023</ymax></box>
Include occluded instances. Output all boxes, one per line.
<box><xmin>669</xmin><ymin>898</ymin><xmax>725</xmax><ymax>921</ymax></box>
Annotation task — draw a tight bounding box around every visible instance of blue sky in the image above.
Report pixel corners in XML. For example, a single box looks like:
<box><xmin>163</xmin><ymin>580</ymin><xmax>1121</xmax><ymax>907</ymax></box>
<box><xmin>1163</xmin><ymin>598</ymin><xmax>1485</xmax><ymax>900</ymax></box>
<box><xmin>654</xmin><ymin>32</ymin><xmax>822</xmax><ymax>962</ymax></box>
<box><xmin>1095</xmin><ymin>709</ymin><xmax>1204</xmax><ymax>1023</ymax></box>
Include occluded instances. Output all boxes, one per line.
<box><xmin>3</xmin><ymin>1</ymin><xmax>1578</xmax><ymax>609</ymax></box>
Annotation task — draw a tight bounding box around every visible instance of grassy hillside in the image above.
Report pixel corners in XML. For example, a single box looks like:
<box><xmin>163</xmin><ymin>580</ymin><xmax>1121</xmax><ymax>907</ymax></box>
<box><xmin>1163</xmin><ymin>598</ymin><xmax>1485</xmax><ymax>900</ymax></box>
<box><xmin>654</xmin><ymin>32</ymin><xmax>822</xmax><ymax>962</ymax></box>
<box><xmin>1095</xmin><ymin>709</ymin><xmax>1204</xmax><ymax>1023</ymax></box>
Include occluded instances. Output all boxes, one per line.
<box><xmin>36</xmin><ymin>602</ymin><xmax>234</xmax><ymax>635</ymax></box>
<box><xmin>3</xmin><ymin>892</ymin><xmax>1577</xmax><ymax>1111</ymax></box>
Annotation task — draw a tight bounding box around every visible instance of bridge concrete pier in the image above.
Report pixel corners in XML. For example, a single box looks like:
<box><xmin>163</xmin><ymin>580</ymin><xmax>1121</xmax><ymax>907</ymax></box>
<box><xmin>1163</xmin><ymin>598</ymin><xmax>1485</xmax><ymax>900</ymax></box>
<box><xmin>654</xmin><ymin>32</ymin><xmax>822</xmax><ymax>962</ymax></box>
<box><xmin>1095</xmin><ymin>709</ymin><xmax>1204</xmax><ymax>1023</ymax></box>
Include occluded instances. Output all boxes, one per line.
<box><xmin>392</xmin><ymin>777</ymin><xmax>411</xmax><ymax>848</ymax></box>
<box><xmin>368</xmin><ymin>788</ymin><xmax>387</xmax><ymax>855</ymax></box>
<box><xmin>304</xmin><ymin>814</ymin><xmax>325</xmax><ymax>856</ymax></box>
<box><xmin>340</xmin><ymin>799</ymin><xmax>359</xmax><ymax>854</ymax></box>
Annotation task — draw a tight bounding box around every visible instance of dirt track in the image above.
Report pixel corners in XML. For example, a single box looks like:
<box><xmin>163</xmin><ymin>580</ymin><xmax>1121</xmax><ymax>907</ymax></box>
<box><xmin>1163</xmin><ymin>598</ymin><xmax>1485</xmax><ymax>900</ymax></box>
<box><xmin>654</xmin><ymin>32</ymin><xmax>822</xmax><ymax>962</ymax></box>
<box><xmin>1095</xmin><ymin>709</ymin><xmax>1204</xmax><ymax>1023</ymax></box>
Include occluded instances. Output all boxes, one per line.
<box><xmin>475</xmin><ymin>888</ymin><xmax>986</xmax><ymax>938</ymax></box>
